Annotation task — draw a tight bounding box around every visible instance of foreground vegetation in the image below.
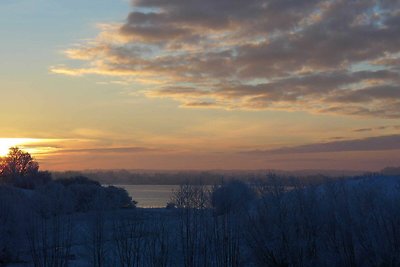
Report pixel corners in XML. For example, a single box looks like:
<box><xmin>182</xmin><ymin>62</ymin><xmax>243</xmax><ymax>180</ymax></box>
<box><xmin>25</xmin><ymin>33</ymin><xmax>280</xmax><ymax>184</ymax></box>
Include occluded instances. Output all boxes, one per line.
<box><xmin>1</xmin><ymin>148</ymin><xmax>400</xmax><ymax>266</ymax></box>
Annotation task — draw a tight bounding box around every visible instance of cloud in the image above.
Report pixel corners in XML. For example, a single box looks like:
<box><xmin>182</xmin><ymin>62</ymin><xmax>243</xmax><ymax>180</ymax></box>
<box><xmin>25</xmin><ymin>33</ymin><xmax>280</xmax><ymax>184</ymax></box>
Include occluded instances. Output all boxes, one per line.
<box><xmin>353</xmin><ymin>125</ymin><xmax>400</xmax><ymax>132</ymax></box>
<box><xmin>354</xmin><ymin>128</ymin><xmax>374</xmax><ymax>132</ymax></box>
<box><xmin>244</xmin><ymin>134</ymin><xmax>400</xmax><ymax>154</ymax></box>
<box><xmin>181</xmin><ymin>101</ymin><xmax>219</xmax><ymax>108</ymax></box>
<box><xmin>60</xmin><ymin>146</ymin><xmax>168</xmax><ymax>154</ymax></box>
<box><xmin>328</xmin><ymin>136</ymin><xmax>346</xmax><ymax>140</ymax></box>
<box><xmin>353</xmin><ymin>124</ymin><xmax>400</xmax><ymax>132</ymax></box>
<box><xmin>54</xmin><ymin>0</ymin><xmax>400</xmax><ymax>118</ymax></box>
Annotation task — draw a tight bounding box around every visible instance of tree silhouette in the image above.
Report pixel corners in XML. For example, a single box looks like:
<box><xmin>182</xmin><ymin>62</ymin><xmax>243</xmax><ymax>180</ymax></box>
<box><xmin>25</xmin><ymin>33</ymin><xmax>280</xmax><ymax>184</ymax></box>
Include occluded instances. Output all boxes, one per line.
<box><xmin>0</xmin><ymin>147</ymin><xmax>50</xmax><ymax>188</ymax></box>
<box><xmin>0</xmin><ymin>147</ymin><xmax>38</xmax><ymax>178</ymax></box>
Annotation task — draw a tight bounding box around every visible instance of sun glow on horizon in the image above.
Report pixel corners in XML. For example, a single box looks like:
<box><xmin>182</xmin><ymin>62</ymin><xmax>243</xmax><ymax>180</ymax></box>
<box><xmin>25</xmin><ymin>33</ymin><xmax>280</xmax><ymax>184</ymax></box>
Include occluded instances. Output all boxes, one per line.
<box><xmin>0</xmin><ymin>138</ymin><xmax>59</xmax><ymax>157</ymax></box>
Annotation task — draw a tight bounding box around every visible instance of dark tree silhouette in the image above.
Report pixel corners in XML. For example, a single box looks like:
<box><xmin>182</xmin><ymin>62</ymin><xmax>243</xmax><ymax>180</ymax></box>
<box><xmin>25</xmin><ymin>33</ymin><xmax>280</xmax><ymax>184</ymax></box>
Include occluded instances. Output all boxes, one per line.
<box><xmin>0</xmin><ymin>147</ymin><xmax>38</xmax><ymax>177</ymax></box>
<box><xmin>0</xmin><ymin>147</ymin><xmax>50</xmax><ymax>189</ymax></box>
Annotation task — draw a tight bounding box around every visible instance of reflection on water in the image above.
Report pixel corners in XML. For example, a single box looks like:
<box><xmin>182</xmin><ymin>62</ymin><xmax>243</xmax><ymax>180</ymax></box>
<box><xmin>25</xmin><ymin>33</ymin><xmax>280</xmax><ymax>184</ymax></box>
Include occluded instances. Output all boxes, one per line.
<box><xmin>116</xmin><ymin>184</ymin><xmax>180</xmax><ymax>208</ymax></box>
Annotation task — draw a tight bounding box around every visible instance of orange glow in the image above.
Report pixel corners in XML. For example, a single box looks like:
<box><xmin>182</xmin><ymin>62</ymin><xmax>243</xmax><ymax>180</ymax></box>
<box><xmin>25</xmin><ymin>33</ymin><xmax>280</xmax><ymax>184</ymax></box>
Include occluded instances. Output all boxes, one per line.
<box><xmin>0</xmin><ymin>138</ymin><xmax>59</xmax><ymax>157</ymax></box>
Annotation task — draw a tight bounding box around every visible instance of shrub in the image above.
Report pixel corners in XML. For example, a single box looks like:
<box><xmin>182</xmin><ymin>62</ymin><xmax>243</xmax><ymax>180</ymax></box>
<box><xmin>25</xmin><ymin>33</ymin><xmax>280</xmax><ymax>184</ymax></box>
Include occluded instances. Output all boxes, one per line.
<box><xmin>212</xmin><ymin>180</ymin><xmax>255</xmax><ymax>215</ymax></box>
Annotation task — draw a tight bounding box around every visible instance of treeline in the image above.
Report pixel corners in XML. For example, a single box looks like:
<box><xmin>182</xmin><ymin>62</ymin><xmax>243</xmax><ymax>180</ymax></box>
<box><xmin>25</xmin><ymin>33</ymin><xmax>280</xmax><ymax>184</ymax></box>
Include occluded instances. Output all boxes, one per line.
<box><xmin>164</xmin><ymin>175</ymin><xmax>400</xmax><ymax>266</ymax></box>
<box><xmin>52</xmin><ymin>169</ymin><xmax>369</xmax><ymax>186</ymax></box>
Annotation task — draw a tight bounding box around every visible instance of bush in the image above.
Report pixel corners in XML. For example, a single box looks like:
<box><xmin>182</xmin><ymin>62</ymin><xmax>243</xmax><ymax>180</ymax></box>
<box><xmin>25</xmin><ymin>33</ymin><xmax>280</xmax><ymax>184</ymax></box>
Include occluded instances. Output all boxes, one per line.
<box><xmin>36</xmin><ymin>177</ymin><xmax>135</xmax><ymax>212</ymax></box>
<box><xmin>103</xmin><ymin>185</ymin><xmax>136</xmax><ymax>209</ymax></box>
<box><xmin>212</xmin><ymin>180</ymin><xmax>255</xmax><ymax>215</ymax></box>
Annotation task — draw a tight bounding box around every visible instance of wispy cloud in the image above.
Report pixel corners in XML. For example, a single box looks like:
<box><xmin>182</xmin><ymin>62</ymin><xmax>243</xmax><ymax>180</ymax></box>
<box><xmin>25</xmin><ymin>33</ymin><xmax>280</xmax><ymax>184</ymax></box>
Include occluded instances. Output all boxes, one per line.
<box><xmin>243</xmin><ymin>135</ymin><xmax>400</xmax><ymax>154</ymax></box>
<box><xmin>353</xmin><ymin>124</ymin><xmax>400</xmax><ymax>132</ymax></box>
<box><xmin>53</xmin><ymin>0</ymin><xmax>400</xmax><ymax>118</ymax></box>
<box><xmin>60</xmin><ymin>146</ymin><xmax>168</xmax><ymax>154</ymax></box>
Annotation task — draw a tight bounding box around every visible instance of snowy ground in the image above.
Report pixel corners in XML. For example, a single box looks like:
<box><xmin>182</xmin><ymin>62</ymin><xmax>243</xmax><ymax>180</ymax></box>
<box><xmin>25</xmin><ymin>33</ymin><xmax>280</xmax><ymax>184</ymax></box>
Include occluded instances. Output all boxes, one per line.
<box><xmin>3</xmin><ymin>175</ymin><xmax>400</xmax><ymax>266</ymax></box>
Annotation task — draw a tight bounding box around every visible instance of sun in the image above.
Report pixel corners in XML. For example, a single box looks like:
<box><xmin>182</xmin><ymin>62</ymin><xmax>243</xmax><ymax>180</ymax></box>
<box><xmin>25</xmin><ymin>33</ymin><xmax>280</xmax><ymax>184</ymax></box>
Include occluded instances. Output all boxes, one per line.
<box><xmin>0</xmin><ymin>138</ymin><xmax>63</xmax><ymax>157</ymax></box>
<box><xmin>0</xmin><ymin>138</ymin><xmax>39</xmax><ymax>157</ymax></box>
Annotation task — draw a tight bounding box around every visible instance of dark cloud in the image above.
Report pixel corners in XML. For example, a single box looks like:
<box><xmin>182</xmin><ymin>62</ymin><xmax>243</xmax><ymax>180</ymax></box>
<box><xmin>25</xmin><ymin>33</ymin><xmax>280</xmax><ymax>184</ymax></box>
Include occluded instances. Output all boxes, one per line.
<box><xmin>181</xmin><ymin>101</ymin><xmax>218</xmax><ymax>108</ymax></box>
<box><xmin>55</xmin><ymin>0</ymin><xmax>400</xmax><ymax>118</ymax></box>
<box><xmin>353</xmin><ymin>124</ymin><xmax>400</xmax><ymax>132</ymax></box>
<box><xmin>354</xmin><ymin>128</ymin><xmax>373</xmax><ymax>132</ymax></box>
<box><xmin>330</xmin><ymin>85</ymin><xmax>400</xmax><ymax>103</ymax></box>
<box><xmin>244</xmin><ymin>135</ymin><xmax>400</xmax><ymax>154</ymax></box>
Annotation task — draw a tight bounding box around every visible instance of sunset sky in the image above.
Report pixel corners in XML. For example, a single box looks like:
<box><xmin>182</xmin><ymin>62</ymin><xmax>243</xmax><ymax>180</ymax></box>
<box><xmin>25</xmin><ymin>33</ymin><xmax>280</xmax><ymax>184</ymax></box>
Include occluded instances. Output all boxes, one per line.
<box><xmin>1</xmin><ymin>0</ymin><xmax>399</xmax><ymax>171</ymax></box>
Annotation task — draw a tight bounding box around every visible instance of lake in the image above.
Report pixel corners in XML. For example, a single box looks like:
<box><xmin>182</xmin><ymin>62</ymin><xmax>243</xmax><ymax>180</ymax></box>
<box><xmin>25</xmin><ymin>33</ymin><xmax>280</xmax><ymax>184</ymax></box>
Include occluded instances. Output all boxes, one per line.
<box><xmin>116</xmin><ymin>184</ymin><xmax>180</xmax><ymax>208</ymax></box>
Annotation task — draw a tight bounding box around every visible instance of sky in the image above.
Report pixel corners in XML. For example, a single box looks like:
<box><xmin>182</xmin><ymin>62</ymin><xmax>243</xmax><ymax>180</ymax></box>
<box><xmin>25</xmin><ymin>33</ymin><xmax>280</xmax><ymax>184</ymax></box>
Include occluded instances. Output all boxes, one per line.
<box><xmin>0</xmin><ymin>0</ymin><xmax>399</xmax><ymax>171</ymax></box>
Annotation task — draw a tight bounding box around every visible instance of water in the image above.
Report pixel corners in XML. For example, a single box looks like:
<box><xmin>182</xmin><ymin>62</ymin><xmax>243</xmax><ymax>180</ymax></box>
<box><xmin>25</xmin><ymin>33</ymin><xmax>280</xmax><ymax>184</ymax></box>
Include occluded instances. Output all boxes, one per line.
<box><xmin>117</xmin><ymin>184</ymin><xmax>180</xmax><ymax>208</ymax></box>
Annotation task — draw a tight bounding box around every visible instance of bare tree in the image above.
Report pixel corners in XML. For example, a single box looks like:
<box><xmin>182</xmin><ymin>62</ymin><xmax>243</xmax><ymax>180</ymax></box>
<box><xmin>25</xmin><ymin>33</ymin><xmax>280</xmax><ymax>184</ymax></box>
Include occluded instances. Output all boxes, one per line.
<box><xmin>172</xmin><ymin>182</ymin><xmax>212</xmax><ymax>267</ymax></box>
<box><xmin>211</xmin><ymin>213</ymin><xmax>241</xmax><ymax>267</ymax></box>
<box><xmin>88</xmin><ymin>210</ymin><xmax>108</xmax><ymax>267</ymax></box>
<box><xmin>143</xmin><ymin>219</ymin><xmax>170</xmax><ymax>267</ymax></box>
<box><xmin>27</xmin><ymin>213</ymin><xmax>72</xmax><ymax>267</ymax></box>
<box><xmin>112</xmin><ymin>213</ymin><xmax>145</xmax><ymax>267</ymax></box>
